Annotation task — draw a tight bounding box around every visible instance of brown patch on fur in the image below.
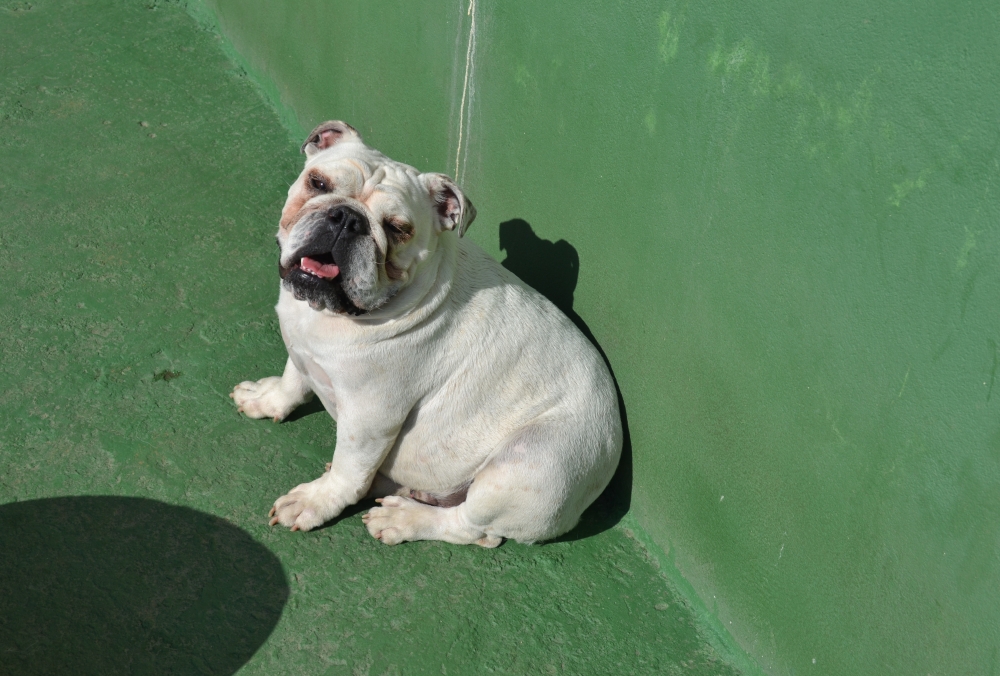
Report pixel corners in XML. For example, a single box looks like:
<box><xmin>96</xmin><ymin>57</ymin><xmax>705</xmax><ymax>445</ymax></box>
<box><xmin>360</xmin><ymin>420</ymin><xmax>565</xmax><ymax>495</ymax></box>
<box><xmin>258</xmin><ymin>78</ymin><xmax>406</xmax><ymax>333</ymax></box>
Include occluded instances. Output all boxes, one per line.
<box><xmin>382</xmin><ymin>216</ymin><xmax>414</xmax><ymax>239</ymax></box>
<box><xmin>379</xmin><ymin>217</ymin><xmax>413</xmax><ymax>281</ymax></box>
<box><xmin>280</xmin><ymin>188</ymin><xmax>309</xmax><ymax>232</ymax></box>
<box><xmin>306</xmin><ymin>171</ymin><xmax>334</xmax><ymax>194</ymax></box>
<box><xmin>409</xmin><ymin>481</ymin><xmax>471</xmax><ymax>507</ymax></box>
<box><xmin>280</xmin><ymin>172</ymin><xmax>337</xmax><ymax>231</ymax></box>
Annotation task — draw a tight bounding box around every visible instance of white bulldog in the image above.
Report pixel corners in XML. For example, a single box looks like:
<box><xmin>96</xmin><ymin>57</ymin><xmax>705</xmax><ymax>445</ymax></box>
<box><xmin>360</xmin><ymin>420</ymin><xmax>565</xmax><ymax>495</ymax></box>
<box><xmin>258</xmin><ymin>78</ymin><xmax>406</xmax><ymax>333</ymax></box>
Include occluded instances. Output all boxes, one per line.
<box><xmin>231</xmin><ymin>121</ymin><xmax>622</xmax><ymax>547</ymax></box>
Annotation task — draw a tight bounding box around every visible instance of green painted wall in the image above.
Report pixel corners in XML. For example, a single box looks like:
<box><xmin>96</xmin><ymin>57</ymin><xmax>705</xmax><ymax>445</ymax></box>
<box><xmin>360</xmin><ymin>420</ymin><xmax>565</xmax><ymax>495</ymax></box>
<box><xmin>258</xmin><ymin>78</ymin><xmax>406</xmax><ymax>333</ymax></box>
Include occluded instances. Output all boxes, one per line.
<box><xmin>195</xmin><ymin>1</ymin><xmax>1000</xmax><ymax>673</ymax></box>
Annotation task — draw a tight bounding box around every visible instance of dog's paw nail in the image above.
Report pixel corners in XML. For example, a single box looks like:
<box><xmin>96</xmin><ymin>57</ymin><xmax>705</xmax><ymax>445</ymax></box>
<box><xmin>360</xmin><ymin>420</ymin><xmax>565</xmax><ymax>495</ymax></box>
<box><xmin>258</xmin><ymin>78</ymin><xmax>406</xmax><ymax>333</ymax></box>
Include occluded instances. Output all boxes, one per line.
<box><xmin>268</xmin><ymin>516</ymin><xmax>279</xmax><ymax>526</ymax></box>
<box><xmin>273</xmin><ymin>416</ymin><xmax>280</xmax><ymax>423</ymax></box>
<box><xmin>291</xmin><ymin>524</ymin><xmax>300</xmax><ymax>532</ymax></box>
<box><xmin>268</xmin><ymin>506</ymin><xmax>276</xmax><ymax>517</ymax></box>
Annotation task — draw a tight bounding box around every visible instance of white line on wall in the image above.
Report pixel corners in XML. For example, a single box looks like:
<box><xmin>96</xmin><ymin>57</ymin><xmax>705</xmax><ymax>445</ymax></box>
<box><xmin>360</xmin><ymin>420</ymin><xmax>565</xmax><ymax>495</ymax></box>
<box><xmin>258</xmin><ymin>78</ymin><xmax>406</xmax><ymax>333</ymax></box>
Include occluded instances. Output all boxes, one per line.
<box><xmin>454</xmin><ymin>0</ymin><xmax>477</xmax><ymax>183</ymax></box>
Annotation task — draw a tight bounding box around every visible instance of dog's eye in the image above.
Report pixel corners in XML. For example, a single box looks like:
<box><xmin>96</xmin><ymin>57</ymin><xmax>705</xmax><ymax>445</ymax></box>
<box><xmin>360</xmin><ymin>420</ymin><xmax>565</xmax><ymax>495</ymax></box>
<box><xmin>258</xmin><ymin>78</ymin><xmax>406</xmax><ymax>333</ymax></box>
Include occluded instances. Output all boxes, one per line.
<box><xmin>309</xmin><ymin>175</ymin><xmax>330</xmax><ymax>192</ymax></box>
<box><xmin>382</xmin><ymin>218</ymin><xmax>412</xmax><ymax>239</ymax></box>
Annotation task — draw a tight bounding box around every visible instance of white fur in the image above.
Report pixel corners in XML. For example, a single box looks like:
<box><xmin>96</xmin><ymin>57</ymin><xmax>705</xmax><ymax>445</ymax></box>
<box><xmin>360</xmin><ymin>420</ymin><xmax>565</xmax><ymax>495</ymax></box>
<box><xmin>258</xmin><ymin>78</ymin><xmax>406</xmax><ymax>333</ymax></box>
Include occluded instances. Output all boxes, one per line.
<box><xmin>233</xmin><ymin>138</ymin><xmax>622</xmax><ymax>546</ymax></box>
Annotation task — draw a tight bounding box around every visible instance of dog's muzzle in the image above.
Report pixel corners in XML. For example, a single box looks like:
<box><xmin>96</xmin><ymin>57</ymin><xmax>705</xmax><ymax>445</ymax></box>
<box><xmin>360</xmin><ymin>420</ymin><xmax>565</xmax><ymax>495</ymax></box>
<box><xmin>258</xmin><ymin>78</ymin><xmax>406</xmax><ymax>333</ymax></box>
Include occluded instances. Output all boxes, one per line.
<box><xmin>280</xmin><ymin>204</ymin><xmax>369</xmax><ymax>279</ymax></box>
<box><xmin>279</xmin><ymin>204</ymin><xmax>370</xmax><ymax>314</ymax></box>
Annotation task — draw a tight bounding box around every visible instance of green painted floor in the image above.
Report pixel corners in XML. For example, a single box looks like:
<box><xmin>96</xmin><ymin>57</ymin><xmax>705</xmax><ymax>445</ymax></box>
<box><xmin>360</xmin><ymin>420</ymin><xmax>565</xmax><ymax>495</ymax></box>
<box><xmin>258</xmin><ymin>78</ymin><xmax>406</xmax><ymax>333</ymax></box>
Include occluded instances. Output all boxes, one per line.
<box><xmin>0</xmin><ymin>1</ymin><xmax>745</xmax><ymax>673</ymax></box>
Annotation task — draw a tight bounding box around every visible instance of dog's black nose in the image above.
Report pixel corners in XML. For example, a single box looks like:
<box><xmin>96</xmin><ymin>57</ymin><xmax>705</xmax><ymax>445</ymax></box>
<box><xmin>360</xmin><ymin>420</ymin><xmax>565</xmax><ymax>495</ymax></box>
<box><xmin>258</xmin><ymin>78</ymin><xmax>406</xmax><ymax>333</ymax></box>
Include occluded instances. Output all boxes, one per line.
<box><xmin>327</xmin><ymin>205</ymin><xmax>366</xmax><ymax>234</ymax></box>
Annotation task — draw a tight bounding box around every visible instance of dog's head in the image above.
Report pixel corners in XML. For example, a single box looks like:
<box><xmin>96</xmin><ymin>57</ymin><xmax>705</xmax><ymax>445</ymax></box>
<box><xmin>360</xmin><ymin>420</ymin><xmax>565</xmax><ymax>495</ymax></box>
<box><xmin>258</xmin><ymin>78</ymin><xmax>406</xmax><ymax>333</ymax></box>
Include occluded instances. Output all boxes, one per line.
<box><xmin>276</xmin><ymin>121</ymin><xmax>476</xmax><ymax>315</ymax></box>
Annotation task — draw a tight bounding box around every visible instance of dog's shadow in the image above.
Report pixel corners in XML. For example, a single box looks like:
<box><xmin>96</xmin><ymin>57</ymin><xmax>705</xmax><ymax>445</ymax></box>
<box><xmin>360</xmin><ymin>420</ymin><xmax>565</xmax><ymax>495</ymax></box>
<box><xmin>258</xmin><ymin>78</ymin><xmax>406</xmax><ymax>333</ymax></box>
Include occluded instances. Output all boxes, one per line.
<box><xmin>499</xmin><ymin>218</ymin><xmax>633</xmax><ymax>541</ymax></box>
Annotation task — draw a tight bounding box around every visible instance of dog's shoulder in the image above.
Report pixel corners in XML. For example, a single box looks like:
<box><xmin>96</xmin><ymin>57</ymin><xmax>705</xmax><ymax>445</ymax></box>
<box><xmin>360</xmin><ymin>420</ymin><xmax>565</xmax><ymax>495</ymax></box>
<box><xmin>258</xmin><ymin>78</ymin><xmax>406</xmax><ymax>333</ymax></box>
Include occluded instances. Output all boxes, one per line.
<box><xmin>448</xmin><ymin>237</ymin><xmax>589</xmax><ymax>350</ymax></box>
<box><xmin>452</xmin><ymin>238</ymin><xmax>555</xmax><ymax>313</ymax></box>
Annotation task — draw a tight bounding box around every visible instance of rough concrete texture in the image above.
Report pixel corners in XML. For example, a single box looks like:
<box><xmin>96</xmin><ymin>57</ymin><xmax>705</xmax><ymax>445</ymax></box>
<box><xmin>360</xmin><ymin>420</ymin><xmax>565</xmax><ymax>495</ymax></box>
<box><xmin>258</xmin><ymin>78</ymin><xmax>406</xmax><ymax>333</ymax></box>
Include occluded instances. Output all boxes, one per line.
<box><xmin>0</xmin><ymin>1</ymin><xmax>746</xmax><ymax>674</ymax></box>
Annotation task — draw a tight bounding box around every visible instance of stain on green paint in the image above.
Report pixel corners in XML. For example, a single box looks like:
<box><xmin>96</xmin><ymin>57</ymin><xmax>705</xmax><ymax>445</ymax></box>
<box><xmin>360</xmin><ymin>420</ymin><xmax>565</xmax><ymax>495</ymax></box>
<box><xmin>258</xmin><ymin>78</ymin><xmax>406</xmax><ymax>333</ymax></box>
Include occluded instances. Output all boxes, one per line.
<box><xmin>889</xmin><ymin>168</ymin><xmax>930</xmax><ymax>207</ymax></box>
<box><xmin>644</xmin><ymin>108</ymin><xmax>657</xmax><ymax>136</ymax></box>
<box><xmin>836</xmin><ymin>105</ymin><xmax>853</xmax><ymax>130</ymax></box>
<box><xmin>749</xmin><ymin>54</ymin><xmax>771</xmax><ymax>96</ymax></box>
<box><xmin>2</xmin><ymin>1</ymin><xmax>35</xmax><ymax>13</ymax></box>
<box><xmin>960</xmin><ymin>270</ymin><xmax>979</xmax><ymax>319</ymax></box>
<box><xmin>549</xmin><ymin>56</ymin><xmax>564</xmax><ymax>71</ymax></box>
<box><xmin>709</xmin><ymin>37</ymin><xmax>876</xmax><ymax>152</ymax></box>
<box><xmin>708</xmin><ymin>38</ymin><xmax>771</xmax><ymax>92</ymax></box>
<box><xmin>880</xmin><ymin>118</ymin><xmax>898</xmax><ymax>143</ymax></box>
<box><xmin>779</xmin><ymin>62</ymin><xmax>804</xmax><ymax>93</ymax></box>
<box><xmin>708</xmin><ymin>39</ymin><xmax>749</xmax><ymax>76</ymax></box>
<box><xmin>514</xmin><ymin>63</ymin><xmax>536</xmax><ymax>90</ymax></box>
<box><xmin>657</xmin><ymin>9</ymin><xmax>682</xmax><ymax>65</ymax></box>
<box><xmin>957</xmin><ymin>225</ymin><xmax>980</xmax><ymax>270</ymax></box>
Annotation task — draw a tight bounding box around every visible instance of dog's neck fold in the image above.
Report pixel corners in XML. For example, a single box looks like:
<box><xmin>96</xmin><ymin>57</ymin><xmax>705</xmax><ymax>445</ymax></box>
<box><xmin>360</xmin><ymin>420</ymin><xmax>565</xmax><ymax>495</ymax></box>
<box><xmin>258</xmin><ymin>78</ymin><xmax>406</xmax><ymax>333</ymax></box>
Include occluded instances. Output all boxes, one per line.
<box><xmin>335</xmin><ymin>232</ymin><xmax>457</xmax><ymax>336</ymax></box>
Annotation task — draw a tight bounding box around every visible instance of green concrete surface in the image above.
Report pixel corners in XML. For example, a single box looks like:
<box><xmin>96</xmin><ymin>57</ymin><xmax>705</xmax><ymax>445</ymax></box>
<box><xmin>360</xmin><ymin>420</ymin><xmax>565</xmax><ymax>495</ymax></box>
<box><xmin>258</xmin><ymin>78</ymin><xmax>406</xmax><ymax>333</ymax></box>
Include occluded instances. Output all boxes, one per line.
<box><xmin>195</xmin><ymin>0</ymin><xmax>1000</xmax><ymax>674</ymax></box>
<box><xmin>0</xmin><ymin>1</ymin><xmax>749</xmax><ymax>674</ymax></box>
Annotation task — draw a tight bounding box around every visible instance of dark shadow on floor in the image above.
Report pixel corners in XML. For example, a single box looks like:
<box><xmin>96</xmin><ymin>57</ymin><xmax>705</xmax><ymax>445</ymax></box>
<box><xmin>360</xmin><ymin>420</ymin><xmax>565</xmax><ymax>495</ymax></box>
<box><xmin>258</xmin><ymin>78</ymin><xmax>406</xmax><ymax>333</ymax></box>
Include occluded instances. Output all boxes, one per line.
<box><xmin>498</xmin><ymin>218</ymin><xmax>633</xmax><ymax>542</ymax></box>
<box><xmin>284</xmin><ymin>395</ymin><xmax>327</xmax><ymax>423</ymax></box>
<box><xmin>314</xmin><ymin>498</ymin><xmax>374</xmax><ymax>530</ymax></box>
<box><xmin>0</xmin><ymin>496</ymin><xmax>288</xmax><ymax>675</ymax></box>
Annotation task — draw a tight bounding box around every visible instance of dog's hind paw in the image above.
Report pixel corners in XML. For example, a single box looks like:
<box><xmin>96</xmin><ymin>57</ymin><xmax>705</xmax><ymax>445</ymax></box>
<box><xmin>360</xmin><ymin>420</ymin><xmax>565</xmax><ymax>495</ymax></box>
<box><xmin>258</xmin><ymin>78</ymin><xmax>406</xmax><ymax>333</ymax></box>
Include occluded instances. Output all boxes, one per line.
<box><xmin>362</xmin><ymin>496</ymin><xmax>433</xmax><ymax>545</ymax></box>
<box><xmin>361</xmin><ymin>496</ymin><xmax>501</xmax><ymax>547</ymax></box>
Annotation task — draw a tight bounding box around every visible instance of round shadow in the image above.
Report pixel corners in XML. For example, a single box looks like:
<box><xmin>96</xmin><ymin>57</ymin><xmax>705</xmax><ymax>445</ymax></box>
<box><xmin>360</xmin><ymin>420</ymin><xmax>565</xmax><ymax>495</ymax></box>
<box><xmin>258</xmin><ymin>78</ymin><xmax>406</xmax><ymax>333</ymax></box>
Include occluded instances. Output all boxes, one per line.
<box><xmin>0</xmin><ymin>496</ymin><xmax>288</xmax><ymax>675</ymax></box>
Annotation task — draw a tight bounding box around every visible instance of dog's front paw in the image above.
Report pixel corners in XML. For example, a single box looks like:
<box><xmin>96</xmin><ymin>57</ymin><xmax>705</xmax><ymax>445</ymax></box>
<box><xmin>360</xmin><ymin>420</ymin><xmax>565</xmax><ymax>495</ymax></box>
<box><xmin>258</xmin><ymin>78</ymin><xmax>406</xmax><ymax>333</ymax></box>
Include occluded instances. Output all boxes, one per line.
<box><xmin>361</xmin><ymin>495</ymin><xmax>433</xmax><ymax>545</ymax></box>
<box><xmin>268</xmin><ymin>479</ymin><xmax>339</xmax><ymax>531</ymax></box>
<box><xmin>231</xmin><ymin>376</ymin><xmax>299</xmax><ymax>422</ymax></box>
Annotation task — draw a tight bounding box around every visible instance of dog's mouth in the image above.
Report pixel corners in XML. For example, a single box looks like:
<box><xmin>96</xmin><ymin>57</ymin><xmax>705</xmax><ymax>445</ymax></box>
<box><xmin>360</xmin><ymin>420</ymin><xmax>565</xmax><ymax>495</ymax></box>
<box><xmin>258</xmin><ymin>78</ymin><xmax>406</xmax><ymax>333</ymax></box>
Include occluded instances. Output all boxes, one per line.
<box><xmin>280</xmin><ymin>250</ymin><xmax>364</xmax><ymax>315</ymax></box>
<box><xmin>280</xmin><ymin>252</ymin><xmax>340</xmax><ymax>281</ymax></box>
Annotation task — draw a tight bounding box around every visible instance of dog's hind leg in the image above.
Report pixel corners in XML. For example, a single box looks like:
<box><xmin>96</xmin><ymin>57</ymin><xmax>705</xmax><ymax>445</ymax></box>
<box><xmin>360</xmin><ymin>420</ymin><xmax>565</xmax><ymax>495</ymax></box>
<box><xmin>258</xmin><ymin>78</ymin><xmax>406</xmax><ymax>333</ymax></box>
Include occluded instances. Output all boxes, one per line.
<box><xmin>362</xmin><ymin>497</ymin><xmax>504</xmax><ymax>548</ymax></box>
<box><xmin>362</xmin><ymin>420</ymin><xmax>618</xmax><ymax>547</ymax></box>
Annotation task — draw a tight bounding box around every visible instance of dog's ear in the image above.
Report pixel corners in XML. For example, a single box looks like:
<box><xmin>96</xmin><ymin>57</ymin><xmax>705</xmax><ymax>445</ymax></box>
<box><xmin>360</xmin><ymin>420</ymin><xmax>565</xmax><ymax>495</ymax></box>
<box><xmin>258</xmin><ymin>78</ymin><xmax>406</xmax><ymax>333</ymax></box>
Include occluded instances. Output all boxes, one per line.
<box><xmin>301</xmin><ymin>121</ymin><xmax>361</xmax><ymax>156</ymax></box>
<box><xmin>423</xmin><ymin>173</ymin><xmax>477</xmax><ymax>237</ymax></box>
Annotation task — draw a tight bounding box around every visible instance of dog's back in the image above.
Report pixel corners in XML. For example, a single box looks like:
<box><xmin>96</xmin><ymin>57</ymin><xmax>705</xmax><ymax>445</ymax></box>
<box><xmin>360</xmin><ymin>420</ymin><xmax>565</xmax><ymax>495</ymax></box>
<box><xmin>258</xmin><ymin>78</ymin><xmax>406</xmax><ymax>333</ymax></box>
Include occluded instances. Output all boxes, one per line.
<box><xmin>376</xmin><ymin>236</ymin><xmax>623</xmax><ymax>542</ymax></box>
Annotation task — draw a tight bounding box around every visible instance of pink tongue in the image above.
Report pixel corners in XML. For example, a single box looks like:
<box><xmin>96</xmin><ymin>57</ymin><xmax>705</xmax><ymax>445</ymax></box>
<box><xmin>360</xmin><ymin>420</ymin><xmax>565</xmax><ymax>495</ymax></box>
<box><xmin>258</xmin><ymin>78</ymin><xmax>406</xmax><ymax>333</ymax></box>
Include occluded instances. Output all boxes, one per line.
<box><xmin>301</xmin><ymin>256</ymin><xmax>340</xmax><ymax>279</ymax></box>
